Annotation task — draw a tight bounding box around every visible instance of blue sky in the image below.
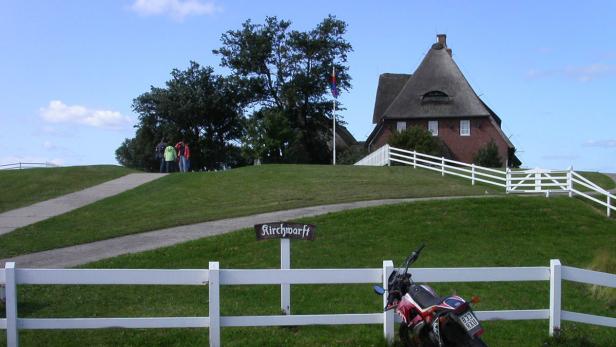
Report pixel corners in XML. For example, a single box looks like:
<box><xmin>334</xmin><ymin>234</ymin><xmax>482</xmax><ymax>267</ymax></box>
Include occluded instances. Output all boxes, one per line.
<box><xmin>1</xmin><ymin>0</ymin><xmax>615</xmax><ymax>171</ymax></box>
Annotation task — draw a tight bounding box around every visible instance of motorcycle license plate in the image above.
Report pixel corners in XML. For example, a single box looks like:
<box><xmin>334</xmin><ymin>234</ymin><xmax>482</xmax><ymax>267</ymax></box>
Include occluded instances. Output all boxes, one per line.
<box><xmin>459</xmin><ymin>311</ymin><xmax>480</xmax><ymax>332</ymax></box>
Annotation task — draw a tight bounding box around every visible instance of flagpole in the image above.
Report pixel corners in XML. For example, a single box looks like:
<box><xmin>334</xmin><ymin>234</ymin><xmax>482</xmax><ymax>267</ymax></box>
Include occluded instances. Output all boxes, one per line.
<box><xmin>332</xmin><ymin>66</ymin><xmax>336</xmax><ymax>165</ymax></box>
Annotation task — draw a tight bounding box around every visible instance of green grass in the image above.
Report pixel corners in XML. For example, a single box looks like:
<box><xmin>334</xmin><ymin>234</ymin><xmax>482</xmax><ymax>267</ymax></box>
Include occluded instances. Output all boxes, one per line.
<box><xmin>0</xmin><ymin>165</ymin><xmax>498</xmax><ymax>258</ymax></box>
<box><xmin>0</xmin><ymin>165</ymin><xmax>136</xmax><ymax>213</ymax></box>
<box><xmin>4</xmin><ymin>196</ymin><xmax>615</xmax><ymax>346</ymax></box>
<box><xmin>577</xmin><ymin>171</ymin><xmax>616</xmax><ymax>191</ymax></box>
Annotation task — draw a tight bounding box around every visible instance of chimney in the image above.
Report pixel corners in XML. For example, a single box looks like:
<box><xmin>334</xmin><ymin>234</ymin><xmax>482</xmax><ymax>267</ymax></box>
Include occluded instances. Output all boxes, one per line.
<box><xmin>437</xmin><ymin>34</ymin><xmax>447</xmax><ymax>46</ymax></box>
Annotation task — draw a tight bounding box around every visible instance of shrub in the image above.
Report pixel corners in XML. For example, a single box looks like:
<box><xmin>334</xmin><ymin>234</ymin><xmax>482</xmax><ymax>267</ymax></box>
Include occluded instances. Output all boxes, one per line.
<box><xmin>473</xmin><ymin>140</ymin><xmax>503</xmax><ymax>167</ymax></box>
<box><xmin>337</xmin><ymin>144</ymin><xmax>368</xmax><ymax>165</ymax></box>
<box><xmin>388</xmin><ymin>126</ymin><xmax>449</xmax><ymax>157</ymax></box>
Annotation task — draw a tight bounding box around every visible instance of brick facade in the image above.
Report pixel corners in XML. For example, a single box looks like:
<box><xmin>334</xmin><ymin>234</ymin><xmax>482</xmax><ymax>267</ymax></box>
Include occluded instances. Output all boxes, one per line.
<box><xmin>370</xmin><ymin>117</ymin><xmax>510</xmax><ymax>165</ymax></box>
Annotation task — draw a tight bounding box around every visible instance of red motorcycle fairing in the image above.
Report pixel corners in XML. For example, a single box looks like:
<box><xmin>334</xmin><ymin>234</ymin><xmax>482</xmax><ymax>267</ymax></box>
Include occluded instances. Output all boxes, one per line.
<box><xmin>396</xmin><ymin>293</ymin><xmax>469</xmax><ymax>325</ymax></box>
<box><xmin>395</xmin><ymin>297</ymin><xmax>416</xmax><ymax>324</ymax></box>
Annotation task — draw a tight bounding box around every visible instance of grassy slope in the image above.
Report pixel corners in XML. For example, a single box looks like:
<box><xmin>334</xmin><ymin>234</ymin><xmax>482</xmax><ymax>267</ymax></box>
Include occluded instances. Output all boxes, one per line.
<box><xmin>0</xmin><ymin>165</ymin><xmax>136</xmax><ymax>213</ymax></box>
<box><xmin>0</xmin><ymin>165</ymin><xmax>498</xmax><ymax>258</ymax></box>
<box><xmin>5</xmin><ymin>196</ymin><xmax>615</xmax><ymax>346</ymax></box>
<box><xmin>577</xmin><ymin>171</ymin><xmax>616</xmax><ymax>191</ymax></box>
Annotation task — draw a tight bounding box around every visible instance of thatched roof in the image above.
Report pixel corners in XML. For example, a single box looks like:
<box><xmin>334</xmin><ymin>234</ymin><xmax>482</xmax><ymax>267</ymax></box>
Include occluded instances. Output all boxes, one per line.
<box><xmin>371</xmin><ymin>73</ymin><xmax>410</xmax><ymax>124</ymax></box>
<box><xmin>373</xmin><ymin>37</ymin><xmax>492</xmax><ymax>124</ymax></box>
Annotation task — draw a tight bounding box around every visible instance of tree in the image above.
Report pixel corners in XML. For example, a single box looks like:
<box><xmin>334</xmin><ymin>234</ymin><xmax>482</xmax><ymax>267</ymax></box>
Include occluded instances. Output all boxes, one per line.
<box><xmin>116</xmin><ymin>62</ymin><xmax>248</xmax><ymax>171</ymax></box>
<box><xmin>388</xmin><ymin>126</ymin><xmax>449</xmax><ymax>157</ymax></box>
<box><xmin>214</xmin><ymin>15</ymin><xmax>352</xmax><ymax>163</ymax></box>
<box><xmin>473</xmin><ymin>140</ymin><xmax>504</xmax><ymax>168</ymax></box>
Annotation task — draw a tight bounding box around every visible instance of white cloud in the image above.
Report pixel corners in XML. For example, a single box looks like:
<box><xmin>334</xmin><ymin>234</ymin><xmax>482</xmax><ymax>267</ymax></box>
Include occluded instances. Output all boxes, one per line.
<box><xmin>130</xmin><ymin>0</ymin><xmax>221</xmax><ymax>20</ymax></box>
<box><xmin>526</xmin><ymin>63</ymin><xmax>616</xmax><ymax>82</ymax></box>
<box><xmin>40</xmin><ymin>100</ymin><xmax>131</xmax><ymax>129</ymax></box>
<box><xmin>583</xmin><ymin>139</ymin><xmax>616</xmax><ymax>148</ymax></box>
<box><xmin>541</xmin><ymin>154</ymin><xmax>579</xmax><ymax>161</ymax></box>
<box><xmin>43</xmin><ymin>141</ymin><xmax>56</xmax><ymax>150</ymax></box>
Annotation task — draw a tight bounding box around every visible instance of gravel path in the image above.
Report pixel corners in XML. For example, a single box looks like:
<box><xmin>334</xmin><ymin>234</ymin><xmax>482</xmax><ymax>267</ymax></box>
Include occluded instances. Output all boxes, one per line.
<box><xmin>0</xmin><ymin>173</ymin><xmax>166</xmax><ymax>235</ymax></box>
<box><xmin>1</xmin><ymin>194</ymin><xmax>498</xmax><ymax>268</ymax></box>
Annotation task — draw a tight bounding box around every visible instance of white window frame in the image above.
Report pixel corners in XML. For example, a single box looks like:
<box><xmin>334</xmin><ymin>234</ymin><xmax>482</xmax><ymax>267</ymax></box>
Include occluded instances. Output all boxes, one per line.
<box><xmin>396</xmin><ymin>121</ymin><xmax>406</xmax><ymax>132</ymax></box>
<box><xmin>460</xmin><ymin>119</ymin><xmax>470</xmax><ymax>136</ymax></box>
<box><xmin>428</xmin><ymin>120</ymin><xmax>438</xmax><ymax>136</ymax></box>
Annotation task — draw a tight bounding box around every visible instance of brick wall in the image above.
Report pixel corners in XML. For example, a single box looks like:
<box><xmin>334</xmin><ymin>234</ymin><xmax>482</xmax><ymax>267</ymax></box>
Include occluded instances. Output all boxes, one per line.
<box><xmin>370</xmin><ymin>117</ymin><xmax>510</xmax><ymax>165</ymax></box>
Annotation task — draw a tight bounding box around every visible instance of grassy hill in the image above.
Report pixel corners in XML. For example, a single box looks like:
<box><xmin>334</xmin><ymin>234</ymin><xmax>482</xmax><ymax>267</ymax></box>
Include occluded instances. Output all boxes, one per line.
<box><xmin>0</xmin><ymin>165</ymin><xmax>136</xmax><ymax>213</ymax></box>
<box><xmin>4</xmin><ymin>196</ymin><xmax>615</xmax><ymax>346</ymax></box>
<box><xmin>0</xmin><ymin>165</ymin><xmax>500</xmax><ymax>258</ymax></box>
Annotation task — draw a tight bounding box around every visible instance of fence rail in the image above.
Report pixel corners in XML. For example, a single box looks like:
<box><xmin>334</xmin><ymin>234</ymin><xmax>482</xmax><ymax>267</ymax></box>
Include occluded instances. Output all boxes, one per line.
<box><xmin>355</xmin><ymin>145</ymin><xmax>615</xmax><ymax>217</ymax></box>
<box><xmin>2</xmin><ymin>260</ymin><xmax>615</xmax><ymax>346</ymax></box>
<box><xmin>0</xmin><ymin>162</ymin><xmax>59</xmax><ymax>170</ymax></box>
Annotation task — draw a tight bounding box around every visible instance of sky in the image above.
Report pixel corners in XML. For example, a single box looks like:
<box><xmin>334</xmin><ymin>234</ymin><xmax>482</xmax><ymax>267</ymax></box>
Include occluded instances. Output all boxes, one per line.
<box><xmin>1</xmin><ymin>0</ymin><xmax>615</xmax><ymax>171</ymax></box>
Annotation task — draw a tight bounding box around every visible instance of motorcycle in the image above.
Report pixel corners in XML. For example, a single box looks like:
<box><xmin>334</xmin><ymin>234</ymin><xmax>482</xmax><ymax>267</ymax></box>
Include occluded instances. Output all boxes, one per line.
<box><xmin>373</xmin><ymin>244</ymin><xmax>487</xmax><ymax>347</ymax></box>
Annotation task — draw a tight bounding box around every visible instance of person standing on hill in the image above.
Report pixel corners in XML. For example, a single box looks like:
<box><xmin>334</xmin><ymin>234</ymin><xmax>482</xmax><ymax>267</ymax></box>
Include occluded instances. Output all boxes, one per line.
<box><xmin>155</xmin><ymin>138</ymin><xmax>166</xmax><ymax>173</ymax></box>
<box><xmin>164</xmin><ymin>143</ymin><xmax>177</xmax><ymax>173</ymax></box>
<box><xmin>175</xmin><ymin>139</ymin><xmax>190</xmax><ymax>172</ymax></box>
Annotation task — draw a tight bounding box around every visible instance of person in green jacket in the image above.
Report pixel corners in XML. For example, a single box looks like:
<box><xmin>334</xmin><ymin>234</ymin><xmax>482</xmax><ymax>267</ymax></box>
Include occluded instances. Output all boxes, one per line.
<box><xmin>164</xmin><ymin>144</ymin><xmax>177</xmax><ymax>173</ymax></box>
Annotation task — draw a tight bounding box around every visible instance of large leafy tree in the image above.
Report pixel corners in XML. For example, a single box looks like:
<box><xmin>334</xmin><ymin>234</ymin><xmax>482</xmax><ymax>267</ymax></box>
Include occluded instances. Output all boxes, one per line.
<box><xmin>116</xmin><ymin>62</ymin><xmax>247</xmax><ymax>171</ymax></box>
<box><xmin>214</xmin><ymin>15</ymin><xmax>352</xmax><ymax>163</ymax></box>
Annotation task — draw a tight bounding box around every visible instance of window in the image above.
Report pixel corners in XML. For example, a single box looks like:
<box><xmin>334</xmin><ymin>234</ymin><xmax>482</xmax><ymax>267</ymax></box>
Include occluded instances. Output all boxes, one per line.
<box><xmin>396</xmin><ymin>121</ymin><xmax>406</xmax><ymax>132</ymax></box>
<box><xmin>422</xmin><ymin>91</ymin><xmax>450</xmax><ymax>103</ymax></box>
<box><xmin>460</xmin><ymin>120</ymin><xmax>470</xmax><ymax>136</ymax></box>
<box><xmin>428</xmin><ymin>120</ymin><xmax>438</xmax><ymax>136</ymax></box>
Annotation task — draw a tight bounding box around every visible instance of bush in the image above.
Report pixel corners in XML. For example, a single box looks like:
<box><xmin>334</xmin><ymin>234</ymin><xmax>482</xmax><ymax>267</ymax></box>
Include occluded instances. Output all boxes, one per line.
<box><xmin>337</xmin><ymin>144</ymin><xmax>368</xmax><ymax>165</ymax></box>
<box><xmin>388</xmin><ymin>126</ymin><xmax>449</xmax><ymax>157</ymax></box>
<box><xmin>473</xmin><ymin>140</ymin><xmax>503</xmax><ymax>167</ymax></box>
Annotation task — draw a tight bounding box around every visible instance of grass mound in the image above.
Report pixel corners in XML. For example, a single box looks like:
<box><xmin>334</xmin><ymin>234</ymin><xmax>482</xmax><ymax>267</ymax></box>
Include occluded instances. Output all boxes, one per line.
<box><xmin>5</xmin><ymin>196</ymin><xmax>615</xmax><ymax>346</ymax></box>
<box><xmin>0</xmin><ymin>165</ymin><xmax>497</xmax><ymax>258</ymax></box>
<box><xmin>0</xmin><ymin>165</ymin><xmax>136</xmax><ymax>213</ymax></box>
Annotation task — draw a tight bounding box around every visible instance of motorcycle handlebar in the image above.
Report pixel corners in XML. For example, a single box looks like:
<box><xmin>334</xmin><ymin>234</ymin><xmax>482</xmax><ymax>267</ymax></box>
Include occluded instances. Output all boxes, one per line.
<box><xmin>401</xmin><ymin>243</ymin><xmax>426</xmax><ymax>276</ymax></box>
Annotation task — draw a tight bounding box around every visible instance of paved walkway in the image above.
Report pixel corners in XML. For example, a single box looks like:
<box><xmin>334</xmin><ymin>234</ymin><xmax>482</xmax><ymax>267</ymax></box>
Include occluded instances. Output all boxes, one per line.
<box><xmin>0</xmin><ymin>173</ymin><xmax>166</xmax><ymax>235</ymax></box>
<box><xmin>1</xmin><ymin>195</ymin><xmax>498</xmax><ymax>268</ymax></box>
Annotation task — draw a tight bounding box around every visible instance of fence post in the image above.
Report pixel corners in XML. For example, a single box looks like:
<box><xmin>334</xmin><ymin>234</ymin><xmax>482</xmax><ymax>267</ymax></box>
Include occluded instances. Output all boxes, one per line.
<box><xmin>505</xmin><ymin>168</ymin><xmax>511</xmax><ymax>194</ymax></box>
<box><xmin>280</xmin><ymin>238</ymin><xmax>291</xmax><ymax>315</ymax></box>
<box><xmin>385</xmin><ymin>145</ymin><xmax>390</xmax><ymax>166</ymax></box>
<box><xmin>441</xmin><ymin>157</ymin><xmax>445</xmax><ymax>176</ymax></box>
<box><xmin>471</xmin><ymin>164</ymin><xmax>476</xmax><ymax>185</ymax></box>
<box><xmin>567</xmin><ymin>166</ymin><xmax>573</xmax><ymax>198</ymax></box>
<box><xmin>209</xmin><ymin>261</ymin><xmax>220</xmax><ymax>347</ymax></box>
<box><xmin>608</xmin><ymin>195</ymin><xmax>611</xmax><ymax>218</ymax></box>
<box><xmin>5</xmin><ymin>262</ymin><xmax>19</xmax><ymax>347</ymax></box>
<box><xmin>549</xmin><ymin>259</ymin><xmax>562</xmax><ymax>337</ymax></box>
<box><xmin>383</xmin><ymin>260</ymin><xmax>394</xmax><ymax>345</ymax></box>
<box><xmin>535</xmin><ymin>169</ymin><xmax>541</xmax><ymax>192</ymax></box>
<box><xmin>413</xmin><ymin>151</ymin><xmax>416</xmax><ymax>169</ymax></box>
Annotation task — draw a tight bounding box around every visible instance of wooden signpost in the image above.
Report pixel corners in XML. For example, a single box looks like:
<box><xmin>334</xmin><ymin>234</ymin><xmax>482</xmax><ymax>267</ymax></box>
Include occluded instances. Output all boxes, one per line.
<box><xmin>255</xmin><ymin>222</ymin><xmax>316</xmax><ymax>315</ymax></box>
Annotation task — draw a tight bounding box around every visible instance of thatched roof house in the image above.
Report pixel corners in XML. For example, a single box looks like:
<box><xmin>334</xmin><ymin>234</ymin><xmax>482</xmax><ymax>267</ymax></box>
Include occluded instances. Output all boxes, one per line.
<box><xmin>367</xmin><ymin>34</ymin><xmax>519</xmax><ymax>167</ymax></box>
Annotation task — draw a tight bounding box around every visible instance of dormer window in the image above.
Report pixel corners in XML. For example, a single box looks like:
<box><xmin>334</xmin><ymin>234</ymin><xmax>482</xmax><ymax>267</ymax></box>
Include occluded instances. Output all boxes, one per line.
<box><xmin>422</xmin><ymin>91</ymin><xmax>450</xmax><ymax>103</ymax></box>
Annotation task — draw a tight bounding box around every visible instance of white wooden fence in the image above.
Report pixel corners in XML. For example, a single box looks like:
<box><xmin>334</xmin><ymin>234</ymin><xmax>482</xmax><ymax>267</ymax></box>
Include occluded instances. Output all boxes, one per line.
<box><xmin>0</xmin><ymin>162</ymin><xmax>59</xmax><ymax>170</ymax></box>
<box><xmin>2</xmin><ymin>260</ymin><xmax>615</xmax><ymax>346</ymax></box>
<box><xmin>355</xmin><ymin>145</ymin><xmax>615</xmax><ymax>217</ymax></box>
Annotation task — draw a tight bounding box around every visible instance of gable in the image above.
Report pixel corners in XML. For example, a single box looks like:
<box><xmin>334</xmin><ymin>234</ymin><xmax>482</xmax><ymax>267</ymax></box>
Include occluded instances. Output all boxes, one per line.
<box><xmin>372</xmin><ymin>73</ymin><xmax>410</xmax><ymax>124</ymax></box>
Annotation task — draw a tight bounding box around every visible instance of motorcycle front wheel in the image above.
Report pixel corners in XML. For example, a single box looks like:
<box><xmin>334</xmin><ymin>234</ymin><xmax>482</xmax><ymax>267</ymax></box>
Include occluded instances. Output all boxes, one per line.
<box><xmin>398</xmin><ymin>323</ymin><xmax>438</xmax><ymax>347</ymax></box>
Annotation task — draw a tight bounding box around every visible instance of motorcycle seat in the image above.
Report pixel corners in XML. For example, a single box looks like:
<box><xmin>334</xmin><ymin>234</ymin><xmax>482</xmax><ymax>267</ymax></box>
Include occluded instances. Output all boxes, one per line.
<box><xmin>409</xmin><ymin>284</ymin><xmax>442</xmax><ymax>309</ymax></box>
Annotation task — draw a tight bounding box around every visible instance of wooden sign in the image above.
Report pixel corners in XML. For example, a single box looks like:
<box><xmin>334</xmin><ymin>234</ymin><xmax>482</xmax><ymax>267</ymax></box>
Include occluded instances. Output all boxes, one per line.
<box><xmin>255</xmin><ymin>222</ymin><xmax>316</xmax><ymax>241</ymax></box>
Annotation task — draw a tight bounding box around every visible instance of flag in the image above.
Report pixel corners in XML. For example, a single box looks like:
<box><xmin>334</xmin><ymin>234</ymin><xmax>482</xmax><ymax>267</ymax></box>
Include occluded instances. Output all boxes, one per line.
<box><xmin>330</xmin><ymin>67</ymin><xmax>338</xmax><ymax>98</ymax></box>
